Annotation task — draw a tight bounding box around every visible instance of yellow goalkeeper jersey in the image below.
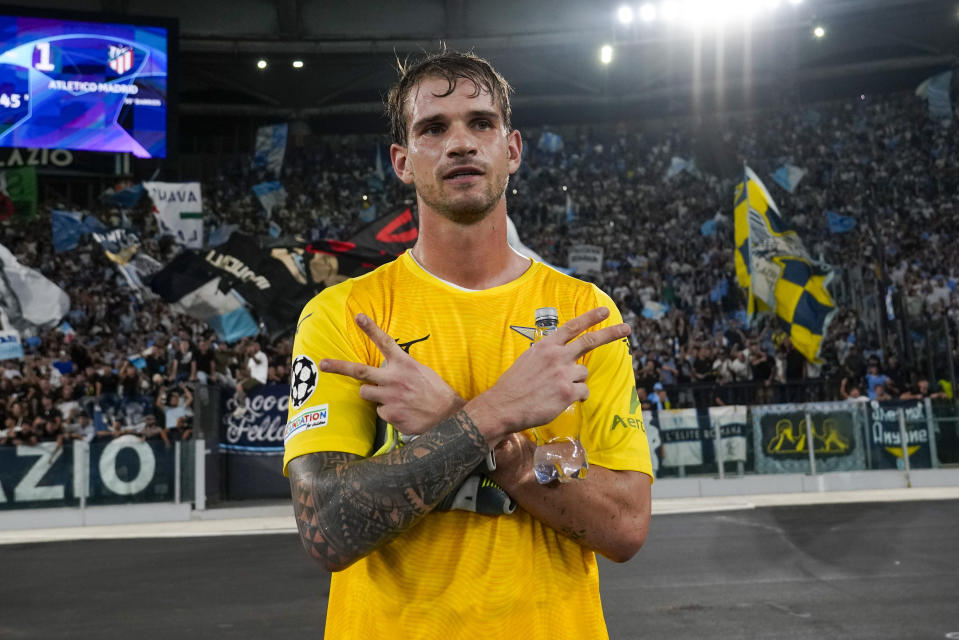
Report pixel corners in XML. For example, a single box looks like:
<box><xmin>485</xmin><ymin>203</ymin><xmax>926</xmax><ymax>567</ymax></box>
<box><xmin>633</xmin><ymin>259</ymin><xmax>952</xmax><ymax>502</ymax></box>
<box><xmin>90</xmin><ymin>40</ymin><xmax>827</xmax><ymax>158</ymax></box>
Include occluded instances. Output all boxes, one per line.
<box><xmin>284</xmin><ymin>250</ymin><xmax>652</xmax><ymax>640</ymax></box>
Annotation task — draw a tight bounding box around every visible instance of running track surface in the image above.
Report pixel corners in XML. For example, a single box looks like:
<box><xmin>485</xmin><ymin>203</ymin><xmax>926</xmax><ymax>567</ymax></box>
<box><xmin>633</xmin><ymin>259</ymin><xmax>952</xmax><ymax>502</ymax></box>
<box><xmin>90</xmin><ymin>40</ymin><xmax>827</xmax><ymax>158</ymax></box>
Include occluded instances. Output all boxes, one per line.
<box><xmin>3</xmin><ymin>499</ymin><xmax>958</xmax><ymax>639</ymax></box>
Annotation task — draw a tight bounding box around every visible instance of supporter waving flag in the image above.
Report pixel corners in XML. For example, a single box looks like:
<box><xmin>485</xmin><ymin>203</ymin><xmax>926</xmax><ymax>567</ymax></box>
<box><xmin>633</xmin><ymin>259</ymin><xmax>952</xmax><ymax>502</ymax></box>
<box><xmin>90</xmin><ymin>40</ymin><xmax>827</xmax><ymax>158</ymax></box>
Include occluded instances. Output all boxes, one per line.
<box><xmin>0</xmin><ymin>242</ymin><xmax>69</xmax><ymax>329</ymax></box>
<box><xmin>733</xmin><ymin>166</ymin><xmax>836</xmax><ymax>363</ymax></box>
<box><xmin>148</xmin><ymin>251</ymin><xmax>259</xmax><ymax>343</ymax></box>
<box><xmin>303</xmin><ymin>207</ymin><xmax>418</xmax><ymax>289</ymax></box>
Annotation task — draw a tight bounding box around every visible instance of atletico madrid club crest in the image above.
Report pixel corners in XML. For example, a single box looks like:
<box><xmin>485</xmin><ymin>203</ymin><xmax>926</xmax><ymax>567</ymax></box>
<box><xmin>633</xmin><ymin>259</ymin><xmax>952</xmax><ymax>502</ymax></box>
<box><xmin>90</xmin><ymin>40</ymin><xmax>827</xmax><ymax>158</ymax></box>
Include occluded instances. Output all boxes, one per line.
<box><xmin>108</xmin><ymin>45</ymin><xmax>133</xmax><ymax>75</ymax></box>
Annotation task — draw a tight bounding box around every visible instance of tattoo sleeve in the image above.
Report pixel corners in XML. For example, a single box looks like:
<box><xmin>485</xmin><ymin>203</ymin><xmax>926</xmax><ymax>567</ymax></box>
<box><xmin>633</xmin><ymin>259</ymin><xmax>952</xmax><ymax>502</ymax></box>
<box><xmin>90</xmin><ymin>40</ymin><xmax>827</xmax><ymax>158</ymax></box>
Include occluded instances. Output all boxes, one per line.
<box><xmin>287</xmin><ymin>410</ymin><xmax>488</xmax><ymax>571</ymax></box>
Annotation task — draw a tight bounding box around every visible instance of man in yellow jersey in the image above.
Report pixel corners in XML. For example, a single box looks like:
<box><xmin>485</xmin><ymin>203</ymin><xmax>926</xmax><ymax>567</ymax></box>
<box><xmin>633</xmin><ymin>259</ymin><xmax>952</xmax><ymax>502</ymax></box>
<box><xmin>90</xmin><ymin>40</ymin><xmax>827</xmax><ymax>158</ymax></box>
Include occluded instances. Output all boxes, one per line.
<box><xmin>284</xmin><ymin>49</ymin><xmax>653</xmax><ymax>639</ymax></box>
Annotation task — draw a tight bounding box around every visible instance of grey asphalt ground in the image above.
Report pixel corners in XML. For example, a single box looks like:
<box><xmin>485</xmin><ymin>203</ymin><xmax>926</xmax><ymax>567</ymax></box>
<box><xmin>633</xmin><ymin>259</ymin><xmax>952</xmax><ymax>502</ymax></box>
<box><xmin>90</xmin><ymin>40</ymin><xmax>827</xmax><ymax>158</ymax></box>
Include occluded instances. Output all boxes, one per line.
<box><xmin>2</xmin><ymin>499</ymin><xmax>958</xmax><ymax>639</ymax></box>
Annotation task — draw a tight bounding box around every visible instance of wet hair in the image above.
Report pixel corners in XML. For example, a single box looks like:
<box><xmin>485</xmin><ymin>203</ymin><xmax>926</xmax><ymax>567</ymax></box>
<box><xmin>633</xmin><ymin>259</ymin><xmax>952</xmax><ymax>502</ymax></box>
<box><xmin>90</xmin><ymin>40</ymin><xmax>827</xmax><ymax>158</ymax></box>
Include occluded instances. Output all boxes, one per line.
<box><xmin>386</xmin><ymin>48</ymin><xmax>513</xmax><ymax>147</ymax></box>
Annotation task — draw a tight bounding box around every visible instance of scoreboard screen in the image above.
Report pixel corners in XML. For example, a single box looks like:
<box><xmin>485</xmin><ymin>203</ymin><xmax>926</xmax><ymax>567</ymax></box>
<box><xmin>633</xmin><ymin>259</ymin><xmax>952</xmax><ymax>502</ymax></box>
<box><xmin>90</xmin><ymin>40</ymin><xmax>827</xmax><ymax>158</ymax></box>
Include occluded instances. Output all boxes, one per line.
<box><xmin>0</xmin><ymin>13</ymin><xmax>173</xmax><ymax>158</ymax></box>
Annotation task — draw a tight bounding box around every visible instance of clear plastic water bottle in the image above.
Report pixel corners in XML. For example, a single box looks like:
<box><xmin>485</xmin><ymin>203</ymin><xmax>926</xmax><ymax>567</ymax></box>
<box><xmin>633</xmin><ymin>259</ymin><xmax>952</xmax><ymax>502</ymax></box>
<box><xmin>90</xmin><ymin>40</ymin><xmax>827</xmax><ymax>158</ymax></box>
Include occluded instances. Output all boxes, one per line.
<box><xmin>531</xmin><ymin>307</ymin><xmax>589</xmax><ymax>484</ymax></box>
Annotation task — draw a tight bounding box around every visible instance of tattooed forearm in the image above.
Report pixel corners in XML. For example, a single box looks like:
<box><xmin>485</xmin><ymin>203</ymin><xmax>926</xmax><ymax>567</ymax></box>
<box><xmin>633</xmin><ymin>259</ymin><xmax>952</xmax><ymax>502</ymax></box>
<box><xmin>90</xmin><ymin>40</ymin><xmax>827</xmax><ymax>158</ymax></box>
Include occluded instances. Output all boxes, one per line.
<box><xmin>288</xmin><ymin>410</ymin><xmax>488</xmax><ymax>571</ymax></box>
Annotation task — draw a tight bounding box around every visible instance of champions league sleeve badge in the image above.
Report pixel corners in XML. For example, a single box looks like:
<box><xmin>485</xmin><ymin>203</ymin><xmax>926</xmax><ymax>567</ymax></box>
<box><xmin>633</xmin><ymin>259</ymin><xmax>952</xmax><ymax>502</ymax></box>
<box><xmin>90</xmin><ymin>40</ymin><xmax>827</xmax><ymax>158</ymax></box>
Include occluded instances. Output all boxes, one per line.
<box><xmin>290</xmin><ymin>355</ymin><xmax>318</xmax><ymax>409</ymax></box>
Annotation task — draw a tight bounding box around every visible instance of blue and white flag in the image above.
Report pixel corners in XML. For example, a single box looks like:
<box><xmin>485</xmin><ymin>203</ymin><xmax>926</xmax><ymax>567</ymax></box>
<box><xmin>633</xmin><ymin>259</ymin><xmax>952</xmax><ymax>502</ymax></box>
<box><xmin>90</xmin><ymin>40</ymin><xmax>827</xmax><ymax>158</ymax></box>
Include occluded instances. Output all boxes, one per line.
<box><xmin>51</xmin><ymin>210</ymin><xmax>88</xmax><ymax>253</ymax></box>
<box><xmin>916</xmin><ymin>71</ymin><xmax>953</xmax><ymax>121</ymax></box>
<box><xmin>268</xmin><ymin>221</ymin><xmax>281</xmax><ymax>238</ymax></box>
<box><xmin>0</xmin><ymin>329</ymin><xmax>24</xmax><ymax>360</ymax></box>
<box><xmin>207</xmin><ymin>223</ymin><xmax>238</xmax><ymax>247</ymax></box>
<box><xmin>700</xmin><ymin>218</ymin><xmax>716</xmax><ymax>237</ymax></box>
<box><xmin>253</xmin><ymin>123</ymin><xmax>288</xmax><ymax>176</ymax></box>
<box><xmin>82</xmin><ymin>215</ymin><xmax>108</xmax><ymax>233</ymax></box>
<box><xmin>664</xmin><ymin>156</ymin><xmax>691</xmax><ymax>181</ymax></box>
<box><xmin>771</xmin><ymin>164</ymin><xmax>806</xmax><ymax>194</ymax></box>
<box><xmin>826</xmin><ymin>210</ymin><xmax>857</xmax><ymax>234</ymax></box>
<box><xmin>149</xmin><ymin>252</ymin><xmax>260</xmax><ymax>344</ymax></box>
<box><xmin>642</xmin><ymin>300</ymin><xmax>670</xmax><ymax>319</ymax></box>
<box><xmin>359</xmin><ymin>200</ymin><xmax>377</xmax><ymax>223</ymax></box>
<box><xmin>537</xmin><ymin>131</ymin><xmax>564</xmax><ymax>153</ymax></box>
<box><xmin>252</xmin><ymin>181</ymin><xmax>287</xmax><ymax>216</ymax></box>
<box><xmin>565</xmin><ymin>194</ymin><xmax>576</xmax><ymax>223</ymax></box>
<box><xmin>102</xmin><ymin>183</ymin><xmax>144</xmax><ymax>209</ymax></box>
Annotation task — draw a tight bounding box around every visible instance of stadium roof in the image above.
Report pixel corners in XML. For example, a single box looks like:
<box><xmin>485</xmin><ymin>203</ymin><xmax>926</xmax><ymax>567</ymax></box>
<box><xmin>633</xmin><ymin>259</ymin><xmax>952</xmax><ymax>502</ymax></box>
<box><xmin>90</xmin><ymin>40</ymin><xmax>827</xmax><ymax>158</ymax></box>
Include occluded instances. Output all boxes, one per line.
<box><xmin>14</xmin><ymin>0</ymin><xmax>959</xmax><ymax>133</ymax></box>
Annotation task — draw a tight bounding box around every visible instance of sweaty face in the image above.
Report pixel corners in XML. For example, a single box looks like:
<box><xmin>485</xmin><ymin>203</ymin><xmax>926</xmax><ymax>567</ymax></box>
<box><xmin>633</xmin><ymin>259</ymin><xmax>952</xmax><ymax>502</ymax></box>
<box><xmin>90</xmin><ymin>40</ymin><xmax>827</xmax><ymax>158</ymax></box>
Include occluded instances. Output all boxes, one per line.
<box><xmin>396</xmin><ymin>76</ymin><xmax>519</xmax><ymax>225</ymax></box>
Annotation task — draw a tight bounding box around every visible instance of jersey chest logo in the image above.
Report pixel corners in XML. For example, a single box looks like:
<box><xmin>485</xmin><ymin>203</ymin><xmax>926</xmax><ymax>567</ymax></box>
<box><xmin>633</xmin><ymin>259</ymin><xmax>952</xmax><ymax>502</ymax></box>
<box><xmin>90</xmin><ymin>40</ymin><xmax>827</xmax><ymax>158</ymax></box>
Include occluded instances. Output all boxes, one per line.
<box><xmin>395</xmin><ymin>334</ymin><xmax>430</xmax><ymax>354</ymax></box>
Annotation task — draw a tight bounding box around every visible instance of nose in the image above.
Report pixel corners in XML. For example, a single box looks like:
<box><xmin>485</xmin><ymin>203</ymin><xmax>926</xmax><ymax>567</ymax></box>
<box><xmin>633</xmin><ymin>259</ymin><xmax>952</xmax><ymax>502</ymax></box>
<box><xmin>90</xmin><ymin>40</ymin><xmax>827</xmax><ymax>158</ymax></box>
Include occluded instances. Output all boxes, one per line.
<box><xmin>445</xmin><ymin>121</ymin><xmax>477</xmax><ymax>158</ymax></box>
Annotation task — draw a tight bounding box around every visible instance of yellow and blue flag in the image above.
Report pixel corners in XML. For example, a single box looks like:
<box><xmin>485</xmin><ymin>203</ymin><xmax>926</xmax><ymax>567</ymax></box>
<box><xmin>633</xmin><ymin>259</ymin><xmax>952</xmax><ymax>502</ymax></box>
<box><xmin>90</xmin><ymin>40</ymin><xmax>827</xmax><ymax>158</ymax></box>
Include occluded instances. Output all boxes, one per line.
<box><xmin>734</xmin><ymin>166</ymin><xmax>837</xmax><ymax>363</ymax></box>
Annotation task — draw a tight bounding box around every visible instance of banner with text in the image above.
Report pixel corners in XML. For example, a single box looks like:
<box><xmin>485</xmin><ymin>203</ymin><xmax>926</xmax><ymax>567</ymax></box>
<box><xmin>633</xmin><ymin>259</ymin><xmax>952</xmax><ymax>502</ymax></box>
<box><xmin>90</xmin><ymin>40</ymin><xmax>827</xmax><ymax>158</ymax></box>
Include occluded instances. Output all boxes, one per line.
<box><xmin>568</xmin><ymin>244</ymin><xmax>604</xmax><ymax>275</ymax></box>
<box><xmin>144</xmin><ymin>181</ymin><xmax>203</xmax><ymax>249</ymax></box>
<box><xmin>221</xmin><ymin>382</ymin><xmax>288</xmax><ymax>455</ymax></box>
<box><xmin>708</xmin><ymin>405</ymin><xmax>749</xmax><ymax>463</ymax></box>
<box><xmin>866</xmin><ymin>400</ymin><xmax>935</xmax><ymax>470</ymax></box>
<box><xmin>657</xmin><ymin>408</ymin><xmax>703</xmax><ymax>467</ymax></box>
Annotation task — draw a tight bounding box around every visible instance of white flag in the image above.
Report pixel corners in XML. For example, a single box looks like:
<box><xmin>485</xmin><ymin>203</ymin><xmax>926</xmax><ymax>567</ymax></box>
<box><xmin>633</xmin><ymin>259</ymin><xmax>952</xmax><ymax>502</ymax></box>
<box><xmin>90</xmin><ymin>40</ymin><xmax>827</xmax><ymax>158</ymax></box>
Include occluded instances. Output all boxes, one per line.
<box><xmin>708</xmin><ymin>405</ymin><xmax>748</xmax><ymax>463</ymax></box>
<box><xmin>659</xmin><ymin>408</ymin><xmax>703</xmax><ymax>467</ymax></box>
<box><xmin>0</xmin><ymin>242</ymin><xmax>70</xmax><ymax>328</ymax></box>
<box><xmin>144</xmin><ymin>182</ymin><xmax>203</xmax><ymax>249</ymax></box>
<box><xmin>568</xmin><ymin>244</ymin><xmax>604</xmax><ymax>275</ymax></box>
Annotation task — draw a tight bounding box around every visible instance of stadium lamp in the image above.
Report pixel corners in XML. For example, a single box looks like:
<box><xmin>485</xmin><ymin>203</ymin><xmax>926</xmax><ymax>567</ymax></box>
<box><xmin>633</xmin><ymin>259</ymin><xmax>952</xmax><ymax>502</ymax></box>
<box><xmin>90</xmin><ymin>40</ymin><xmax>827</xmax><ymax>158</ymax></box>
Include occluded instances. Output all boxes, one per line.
<box><xmin>617</xmin><ymin>5</ymin><xmax>634</xmax><ymax>23</ymax></box>
<box><xmin>292</xmin><ymin>59</ymin><xmax>304</xmax><ymax>69</ymax></box>
<box><xmin>660</xmin><ymin>1</ymin><xmax>680</xmax><ymax>22</ymax></box>
<box><xmin>600</xmin><ymin>44</ymin><xmax>614</xmax><ymax>64</ymax></box>
<box><xmin>639</xmin><ymin>3</ymin><xmax>657</xmax><ymax>21</ymax></box>
<box><xmin>256</xmin><ymin>59</ymin><xmax>267</xmax><ymax>70</ymax></box>
<box><xmin>813</xmin><ymin>25</ymin><xmax>825</xmax><ymax>38</ymax></box>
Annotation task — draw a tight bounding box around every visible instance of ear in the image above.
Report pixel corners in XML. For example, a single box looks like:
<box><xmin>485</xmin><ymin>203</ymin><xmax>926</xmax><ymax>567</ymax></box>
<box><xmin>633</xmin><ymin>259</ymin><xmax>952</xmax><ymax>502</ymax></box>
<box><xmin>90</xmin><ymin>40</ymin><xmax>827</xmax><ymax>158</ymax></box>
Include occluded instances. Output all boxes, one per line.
<box><xmin>506</xmin><ymin>129</ymin><xmax>522</xmax><ymax>175</ymax></box>
<box><xmin>390</xmin><ymin>143</ymin><xmax>414</xmax><ymax>185</ymax></box>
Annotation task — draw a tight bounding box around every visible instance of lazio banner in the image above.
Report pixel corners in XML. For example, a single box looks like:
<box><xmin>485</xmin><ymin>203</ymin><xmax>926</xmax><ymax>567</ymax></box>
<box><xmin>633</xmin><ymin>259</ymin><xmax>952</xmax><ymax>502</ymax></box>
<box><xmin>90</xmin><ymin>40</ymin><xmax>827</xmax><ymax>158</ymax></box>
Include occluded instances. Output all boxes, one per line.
<box><xmin>144</xmin><ymin>181</ymin><xmax>203</xmax><ymax>249</ymax></box>
<box><xmin>866</xmin><ymin>400</ymin><xmax>935</xmax><ymax>470</ymax></box>
<box><xmin>752</xmin><ymin>402</ymin><xmax>866</xmax><ymax>474</ymax></box>
<box><xmin>657</xmin><ymin>408</ymin><xmax>703</xmax><ymax>467</ymax></box>
<box><xmin>734</xmin><ymin>166</ymin><xmax>837</xmax><ymax>363</ymax></box>
<box><xmin>221</xmin><ymin>382</ymin><xmax>288</xmax><ymax>455</ymax></box>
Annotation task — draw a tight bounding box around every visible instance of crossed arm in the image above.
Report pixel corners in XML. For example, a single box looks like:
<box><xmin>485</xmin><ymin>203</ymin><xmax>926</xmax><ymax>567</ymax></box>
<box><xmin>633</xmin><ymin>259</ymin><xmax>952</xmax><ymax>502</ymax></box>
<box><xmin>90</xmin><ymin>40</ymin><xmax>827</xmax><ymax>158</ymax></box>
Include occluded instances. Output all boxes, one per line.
<box><xmin>288</xmin><ymin>308</ymin><xmax>650</xmax><ymax>572</ymax></box>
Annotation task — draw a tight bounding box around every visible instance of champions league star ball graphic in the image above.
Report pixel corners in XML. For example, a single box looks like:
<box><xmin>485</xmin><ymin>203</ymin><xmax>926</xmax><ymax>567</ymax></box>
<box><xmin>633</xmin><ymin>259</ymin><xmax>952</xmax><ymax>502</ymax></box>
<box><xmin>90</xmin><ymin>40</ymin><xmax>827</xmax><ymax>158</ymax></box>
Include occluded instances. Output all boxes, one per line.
<box><xmin>290</xmin><ymin>355</ymin><xmax>318</xmax><ymax>409</ymax></box>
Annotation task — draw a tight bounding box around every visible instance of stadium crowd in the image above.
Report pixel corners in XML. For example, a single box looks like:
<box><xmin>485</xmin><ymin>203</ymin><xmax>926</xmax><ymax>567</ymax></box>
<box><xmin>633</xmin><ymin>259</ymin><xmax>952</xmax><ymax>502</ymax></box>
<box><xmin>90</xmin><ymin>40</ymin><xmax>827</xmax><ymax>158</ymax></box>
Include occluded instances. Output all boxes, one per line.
<box><xmin>1</xmin><ymin>88</ymin><xmax>958</xmax><ymax>447</ymax></box>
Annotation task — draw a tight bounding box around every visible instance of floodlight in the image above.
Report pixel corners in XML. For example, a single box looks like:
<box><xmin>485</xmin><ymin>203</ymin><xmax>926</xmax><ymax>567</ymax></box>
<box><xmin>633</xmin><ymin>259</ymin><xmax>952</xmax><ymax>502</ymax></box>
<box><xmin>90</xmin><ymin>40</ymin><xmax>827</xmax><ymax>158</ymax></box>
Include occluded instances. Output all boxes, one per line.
<box><xmin>813</xmin><ymin>25</ymin><xmax>825</xmax><ymax>38</ymax></box>
<box><xmin>617</xmin><ymin>5</ymin><xmax>634</xmax><ymax>23</ymax></box>
<box><xmin>660</xmin><ymin>1</ymin><xmax>680</xmax><ymax>22</ymax></box>
<box><xmin>600</xmin><ymin>44</ymin><xmax>614</xmax><ymax>64</ymax></box>
<box><xmin>639</xmin><ymin>3</ymin><xmax>657</xmax><ymax>21</ymax></box>
<box><xmin>292</xmin><ymin>59</ymin><xmax>304</xmax><ymax>68</ymax></box>
<box><xmin>256</xmin><ymin>59</ymin><xmax>267</xmax><ymax>70</ymax></box>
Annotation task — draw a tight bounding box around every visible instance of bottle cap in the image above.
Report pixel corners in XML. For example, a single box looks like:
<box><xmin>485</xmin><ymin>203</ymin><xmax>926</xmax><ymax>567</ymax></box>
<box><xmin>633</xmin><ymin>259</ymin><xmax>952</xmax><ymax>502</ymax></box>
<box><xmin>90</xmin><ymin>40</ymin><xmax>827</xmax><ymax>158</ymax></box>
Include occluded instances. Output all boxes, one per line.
<box><xmin>535</xmin><ymin>307</ymin><xmax>558</xmax><ymax>324</ymax></box>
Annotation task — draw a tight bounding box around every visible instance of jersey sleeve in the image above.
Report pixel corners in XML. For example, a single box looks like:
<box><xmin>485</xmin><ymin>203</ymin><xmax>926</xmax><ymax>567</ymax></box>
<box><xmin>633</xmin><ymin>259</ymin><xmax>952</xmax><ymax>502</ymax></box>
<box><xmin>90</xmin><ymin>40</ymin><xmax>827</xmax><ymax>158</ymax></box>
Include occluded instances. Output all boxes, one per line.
<box><xmin>579</xmin><ymin>286</ymin><xmax>653</xmax><ymax>480</ymax></box>
<box><xmin>282</xmin><ymin>282</ymin><xmax>377</xmax><ymax>475</ymax></box>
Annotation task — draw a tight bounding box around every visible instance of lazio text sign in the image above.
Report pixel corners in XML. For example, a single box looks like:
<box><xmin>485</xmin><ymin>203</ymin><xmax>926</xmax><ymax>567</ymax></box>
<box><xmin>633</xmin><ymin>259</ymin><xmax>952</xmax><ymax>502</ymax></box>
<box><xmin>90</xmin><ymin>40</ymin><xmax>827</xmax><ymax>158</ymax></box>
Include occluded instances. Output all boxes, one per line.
<box><xmin>0</xmin><ymin>438</ymin><xmax>176</xmax><ymax>510</ymax></box>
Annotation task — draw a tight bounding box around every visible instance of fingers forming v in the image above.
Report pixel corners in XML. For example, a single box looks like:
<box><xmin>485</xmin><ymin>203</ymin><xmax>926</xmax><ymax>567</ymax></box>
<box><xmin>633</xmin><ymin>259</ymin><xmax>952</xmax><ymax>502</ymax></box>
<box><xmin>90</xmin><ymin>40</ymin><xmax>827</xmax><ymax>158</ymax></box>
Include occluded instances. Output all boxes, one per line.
<box><xmin>355</xmin><ymin>314</ymin><xmax>404</xmax><ymax>361</ymax></box>
<box><xmin>548</xmin><ymin>307</ymin><xmax>631</xmax><ymax>360</ymax></box>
